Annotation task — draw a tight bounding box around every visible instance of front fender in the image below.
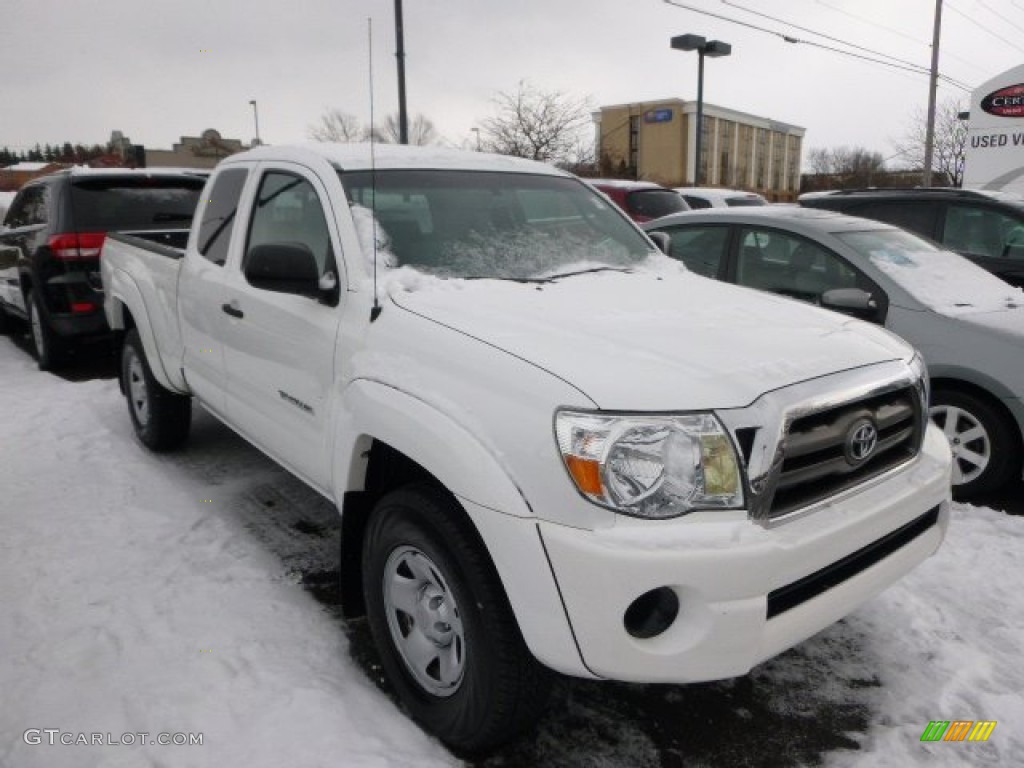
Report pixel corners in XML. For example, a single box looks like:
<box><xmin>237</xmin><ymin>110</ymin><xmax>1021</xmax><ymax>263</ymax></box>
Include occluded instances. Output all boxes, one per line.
<box><xmin>331</xmin><ymin>378</ymin><xmax>594</xmax><ymax>677</ymax></box>
<box><xmin>333</xmin><ymin>378</ymin><xmax>532</xmax><ymax>517</ymax></box>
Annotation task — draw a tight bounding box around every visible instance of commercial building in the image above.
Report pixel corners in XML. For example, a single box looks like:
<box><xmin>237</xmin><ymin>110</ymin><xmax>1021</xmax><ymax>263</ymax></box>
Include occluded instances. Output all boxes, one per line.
<box><xmin>595</xmin><ymin>98</ymin><xmax>805</xmax><ymax>201</ymax></box>
<box><xmin>109</xmin><ymin>129</ymin><xmax>250</xmax><ymax>169</ymax></box>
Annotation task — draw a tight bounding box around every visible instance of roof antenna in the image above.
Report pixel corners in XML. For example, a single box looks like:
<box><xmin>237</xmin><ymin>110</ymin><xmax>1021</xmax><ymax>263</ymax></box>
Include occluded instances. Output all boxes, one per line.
<box><xmin>368</xmin><ymin>17</ymin><xmax>383</xmax><ymax>323</ymax></box>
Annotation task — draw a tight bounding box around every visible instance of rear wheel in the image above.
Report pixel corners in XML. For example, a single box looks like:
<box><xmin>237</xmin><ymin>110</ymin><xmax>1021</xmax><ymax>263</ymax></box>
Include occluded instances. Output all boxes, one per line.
<box><xmin>930</xmin><ymin>388</ymin><xmax>1017</xmax><ymax>498</ymax></box>
<box><xmin>121</xmin><ymin>328</ymin><xmax>191</xmax><ymax>451</ymax></box>
<box><xmin>27</xmin><ymin>292</ymin><xmax>66</xmax><ymax>370</ymax></box>
<box><xmin>362</xmin><ymin>485</ymin><xmax>551</xmax><ymax>754</ymax></box>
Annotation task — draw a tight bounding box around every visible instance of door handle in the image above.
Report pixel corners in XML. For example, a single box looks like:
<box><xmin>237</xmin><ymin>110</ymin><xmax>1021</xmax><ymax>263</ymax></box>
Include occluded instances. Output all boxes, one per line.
<box><xmin>222</xmin><ymin>302</ymin><xmax>244</xmax><ymax>319</ymax></box>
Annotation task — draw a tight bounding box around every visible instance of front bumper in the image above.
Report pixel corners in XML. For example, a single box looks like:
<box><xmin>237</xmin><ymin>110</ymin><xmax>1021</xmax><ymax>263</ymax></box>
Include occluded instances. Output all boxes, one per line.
<box><xmin>537</xmin><ymin>422</ymin><xmax>951</xmax><ymax>683</ymax></box>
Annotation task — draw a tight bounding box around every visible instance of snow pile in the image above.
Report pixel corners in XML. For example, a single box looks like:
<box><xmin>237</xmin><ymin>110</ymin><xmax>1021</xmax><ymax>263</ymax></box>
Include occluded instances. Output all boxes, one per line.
<box><xmin>0</xmin><ymin>348</ymin><xmax>454</xmax><ymax>768</ymax></box>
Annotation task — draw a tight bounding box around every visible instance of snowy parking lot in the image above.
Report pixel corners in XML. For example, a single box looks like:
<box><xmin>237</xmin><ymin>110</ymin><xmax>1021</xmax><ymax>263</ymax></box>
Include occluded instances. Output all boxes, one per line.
<box><xmin>1</xmin><ymin>333</ymin><xmax>1022</xmax><ymax>768</ymax></box>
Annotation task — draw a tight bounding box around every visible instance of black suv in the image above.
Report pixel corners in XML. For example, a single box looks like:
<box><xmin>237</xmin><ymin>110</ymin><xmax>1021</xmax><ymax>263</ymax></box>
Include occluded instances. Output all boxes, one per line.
<box><xmin>0</xmin><ymin>168</ymin><xmax>206</xmax><ymax>369</ymax></box>
<box><xmin>799</xmin><ymin>188</ymin><xmax>1024</xmax><ymax>287</ymax></box>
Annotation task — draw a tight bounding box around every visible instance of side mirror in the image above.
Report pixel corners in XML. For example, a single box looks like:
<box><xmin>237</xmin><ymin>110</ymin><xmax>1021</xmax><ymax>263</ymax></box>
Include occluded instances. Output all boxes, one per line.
<box><xmin>648</xmin><ymin>231</ymin><xmax>671</xmax><ymax>254</ymax></box>
<box><xmin>244</xmin><ymin>243</ymin><xmax>321</xmax><ymax>298</ymax></box>
<box><xmin>821</xmin><ymin>287</ymin><xmax>879</xmax><ymax>319</ymax></box>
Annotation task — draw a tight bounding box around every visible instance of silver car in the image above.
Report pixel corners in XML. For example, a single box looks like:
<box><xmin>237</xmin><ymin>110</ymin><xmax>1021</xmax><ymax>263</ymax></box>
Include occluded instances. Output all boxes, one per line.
<box><xmin>644</xmin><ymin>206</ymin><xmax>1024</xmax><ymax>497</ymax></box>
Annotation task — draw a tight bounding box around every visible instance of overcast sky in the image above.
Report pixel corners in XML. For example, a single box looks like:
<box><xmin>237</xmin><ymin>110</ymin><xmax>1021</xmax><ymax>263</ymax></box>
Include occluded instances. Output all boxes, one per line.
<box><xmin>2</xmin><ymin>0</ymin><xmax>1021</xmax><ymax>165</ymax></box>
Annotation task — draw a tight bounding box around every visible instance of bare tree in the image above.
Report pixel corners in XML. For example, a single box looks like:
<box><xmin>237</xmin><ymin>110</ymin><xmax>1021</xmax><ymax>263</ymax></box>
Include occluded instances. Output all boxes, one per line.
<box><xmin>893</xmin><ymin>97</ymin><xmax>967</xmax><ymax>186</ymax></box>
<box><xmin>375</xmin><ymin>113</ymin><xmax>439</xmax><ymax>146</ymax></box>
<box><xmin>806</xmin><ymin>146</ymin><xmax>886</xmax><ymax>177</ymax></box>
<box><xmin>308</xmin><ymin>109</ymin><xmax>365</xmax><ymax>142</ymax></box>
<box><xmin>480</xmin><ymin>81</ymin><xmax>593</xmax><ymax>164</ymax></box>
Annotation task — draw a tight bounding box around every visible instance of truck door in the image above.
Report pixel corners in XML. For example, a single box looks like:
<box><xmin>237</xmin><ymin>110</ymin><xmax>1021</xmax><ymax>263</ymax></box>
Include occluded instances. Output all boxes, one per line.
<box><xmin>219</xmin><ymin>164</ymin><xmax>341</xmax><ymax>493</ymax></box>
<box><xmin>178</xmin><ymin>167</ymin><xmax>251</xmax><ymax>418</ymax></box>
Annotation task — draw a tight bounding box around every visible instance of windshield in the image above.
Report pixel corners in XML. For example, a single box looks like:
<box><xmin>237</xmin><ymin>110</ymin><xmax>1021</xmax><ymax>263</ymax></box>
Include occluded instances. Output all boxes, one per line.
<box><xmin>341</xmin><ymin>170</ymin><xmax>654</xmax><ymax>280</ymax></box>
<box><xmin>835</xmin><ymin>228</ymin><xmax>1024</xmax><ymax>312</ymax></box>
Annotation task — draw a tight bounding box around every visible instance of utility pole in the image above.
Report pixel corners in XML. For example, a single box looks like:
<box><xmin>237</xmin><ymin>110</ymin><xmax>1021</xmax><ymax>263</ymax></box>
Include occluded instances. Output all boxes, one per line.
<box><xmin>923</xmin><ymin>0</ymin><xmax>943</xmax><ymax>186</ymax></box>
<box><xmin>394</xmin><ymin>0</ymin><xmax>409</xmax><ymax>144</ymax></box>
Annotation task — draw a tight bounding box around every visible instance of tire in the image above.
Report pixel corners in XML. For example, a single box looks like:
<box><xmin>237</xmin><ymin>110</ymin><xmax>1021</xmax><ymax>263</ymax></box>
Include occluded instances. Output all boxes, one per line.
<box><xmin>362</xmin><ymin>484</ymin><xmax>551</xmax><ymax>754</ymax></box>
<box><xmin>930</xmin><ymin>388</ymin><xmax>1018</xmax><ymax>498</ymax></box>
<box><xmin>121</xmin><ymin>328</ymin><xmax>192</xmax><ymax>451</ymax></box>
<box><xmin>27</xmin><ymin>292</ymin><xmax>66</xmax><ymax>371</ymax></box>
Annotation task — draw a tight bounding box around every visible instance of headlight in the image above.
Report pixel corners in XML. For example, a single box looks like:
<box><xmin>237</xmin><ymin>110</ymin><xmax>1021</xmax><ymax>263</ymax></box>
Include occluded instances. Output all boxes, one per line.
<box><xmin>910</xmin><ymin>352</ymin><xmax>930</xmax><ymax>407</ymax></box>
<box><xmin>554</xmin><ymin>410</ymin><xmax>744</xmax><ymax>518</ymax></box>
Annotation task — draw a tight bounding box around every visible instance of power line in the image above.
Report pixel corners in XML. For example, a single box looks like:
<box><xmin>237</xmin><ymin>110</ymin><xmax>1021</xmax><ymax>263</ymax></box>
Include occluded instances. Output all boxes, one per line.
<box><xmin>662</xmin><ymin>0</ymin><xmax>970</xmax><ymax>91</ymax></box>
<box><xmin>945</xmin><ymin>0</ymin><xmax>1024</xmax><ymax>53</ymax></box>
<box><xmin>975</xmin><ymin>0</ymin><xmax>1024</xmax><ymax>36</ymax></box>
<box><xmin>720</xmin><ymin>0</ymin><xmax>971</xmax><ymax>90</ymax></box>
<box><xmin>814</xmin><ymin>0</ymin><xmax>988</xmax><ymax>75</ymax></box>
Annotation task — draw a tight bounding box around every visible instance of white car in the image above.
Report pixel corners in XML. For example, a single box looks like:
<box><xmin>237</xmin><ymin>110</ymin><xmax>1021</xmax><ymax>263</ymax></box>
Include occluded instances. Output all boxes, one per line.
<box><xmin>101</xmin><ymin>143</ymin><xmax>951</xmax><ymax>752</ymax></box>
<box><xmin>675</xmin><ymin>186</ymin><xmax>768</xmax><ymax>209</ymax></box>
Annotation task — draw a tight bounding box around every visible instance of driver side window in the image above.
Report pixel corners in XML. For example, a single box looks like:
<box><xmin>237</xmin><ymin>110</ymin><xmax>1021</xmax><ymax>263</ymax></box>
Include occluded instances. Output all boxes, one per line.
<box><xmin>736</xmin><ymin>228</ymin><xmax>860</xmax><ymax>303</ymax></box>
<box><xmin>245</xmin><ymin>171</ymin><xmax>336</xmax><ymax>278</ymax></box>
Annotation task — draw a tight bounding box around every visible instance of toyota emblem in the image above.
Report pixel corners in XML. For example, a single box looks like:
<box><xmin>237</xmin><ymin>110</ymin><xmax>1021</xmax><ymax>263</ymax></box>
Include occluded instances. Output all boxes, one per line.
<box><xmin>845</xmin><ymin>419</ymin><xmax>878</xmax><ymax>465</ymax></box>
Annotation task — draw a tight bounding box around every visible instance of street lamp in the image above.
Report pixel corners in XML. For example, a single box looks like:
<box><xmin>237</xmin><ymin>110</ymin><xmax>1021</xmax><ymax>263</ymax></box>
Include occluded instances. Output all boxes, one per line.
<box><xmin>249</xmin><ymin>100</ymin><xmax>261</xmax><ymax>146</ymax></box>
<box><xmin>670</xmin><ymin>34</ymin><xmax>731</xmax><ymax>186</ymax></box>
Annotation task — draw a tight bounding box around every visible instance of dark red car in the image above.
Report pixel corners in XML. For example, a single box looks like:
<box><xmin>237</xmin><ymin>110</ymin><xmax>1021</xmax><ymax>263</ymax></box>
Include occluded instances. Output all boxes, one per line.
<box><xmin>588</xmin><ymin>179</ymin><xmax>690</xmax><ymax>223</ymax></box>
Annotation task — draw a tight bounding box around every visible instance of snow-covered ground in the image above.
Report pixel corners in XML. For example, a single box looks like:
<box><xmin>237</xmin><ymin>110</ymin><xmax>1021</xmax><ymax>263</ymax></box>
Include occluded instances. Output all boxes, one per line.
<box><xmin>1</xmin><ymin>336</ymin><xmax>1021</xmax><ymax>767</ymax></box>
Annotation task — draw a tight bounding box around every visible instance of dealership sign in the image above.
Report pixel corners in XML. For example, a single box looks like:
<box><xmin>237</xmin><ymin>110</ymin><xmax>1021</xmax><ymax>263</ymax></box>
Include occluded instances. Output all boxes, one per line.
<box><xmin>963</xmin><ymin>64</ymin><xmax>1024</xmax><ymax>193</ymax></box>
<box><xmin>980</xmin><ymin>83</ymin><xmax>1024</xmax><ymax>118</ymax></box>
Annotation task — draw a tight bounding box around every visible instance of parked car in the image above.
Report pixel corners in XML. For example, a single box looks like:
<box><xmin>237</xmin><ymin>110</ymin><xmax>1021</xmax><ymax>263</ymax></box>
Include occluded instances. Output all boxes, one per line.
<box><xmin>799</xmin><ymin>187</ymin><xmax>1024</xmax><ymax>288</ymax></box>
<box><xmin>644</xmin><ymin>206</ymin><xmax>1024</xmax><ymax>497</ymax></box>
<box><xmin>675</xmin><ymin>186</ymin><xmax>768</xmax><ymax>209</ymax></box>
<box><xmin>101</xmin><ymin>144</ymin><xmax>951</xmax><ymax>752</ymax></box>
<box><xmin>588</xmin><ymin>178</ymin><xmax>689</xmax><ymax>222</ymax></box>
<box><xmin>0</xmin><ymin>168</ymin><xmax>207</xmax><ymax>369</ymax></box>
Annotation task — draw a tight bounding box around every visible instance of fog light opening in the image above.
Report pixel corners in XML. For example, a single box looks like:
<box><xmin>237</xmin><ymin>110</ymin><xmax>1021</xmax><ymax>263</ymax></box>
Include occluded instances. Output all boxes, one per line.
<box><xmin>624</xmin><ymin>587</ymin><xmax>680</xmax><ymax>639</ymax></box>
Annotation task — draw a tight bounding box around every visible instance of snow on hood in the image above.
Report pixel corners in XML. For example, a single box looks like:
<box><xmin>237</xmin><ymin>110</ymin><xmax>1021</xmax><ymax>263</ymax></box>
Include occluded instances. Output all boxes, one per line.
<box><xmin>388</xmin><ymin>269</ymin><xmax>911</xmax><ymax>411</ymax></box>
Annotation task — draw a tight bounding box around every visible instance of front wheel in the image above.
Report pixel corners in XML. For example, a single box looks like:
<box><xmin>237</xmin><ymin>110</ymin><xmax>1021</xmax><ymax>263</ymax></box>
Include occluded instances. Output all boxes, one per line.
<box><xmin>121</xmin><ymin>329</ymin><xmax>191</xmax><ymax>451</ymax></box>
<box><xmin>930</xmin><ymin>388</ymin><xmax>1017</xmax><ymax>497</ymax></box>
<box><xmin>362</xmin><ymin>485</ymin><xmax>551</xmax><ymax>754</ymax></box>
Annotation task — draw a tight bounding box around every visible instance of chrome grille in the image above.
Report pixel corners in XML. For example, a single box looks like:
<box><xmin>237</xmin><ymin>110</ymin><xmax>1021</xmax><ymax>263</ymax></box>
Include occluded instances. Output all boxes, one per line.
<box><xmin>769</xmin><ymin>386</ymin><xmax>924</xmax><ymax>518</ymax></box>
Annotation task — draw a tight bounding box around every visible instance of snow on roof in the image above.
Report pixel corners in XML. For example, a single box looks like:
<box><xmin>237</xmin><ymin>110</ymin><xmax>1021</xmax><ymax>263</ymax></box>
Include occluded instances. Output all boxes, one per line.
<box><xmin>586</xmin><ymin>178</ymin><xmax>665</xmax><ymax>189</ymax></box>
<box><xmin>66</xmin><ymin>166</ymin><xmax>209</xmax><ymax>178</ymax></box>
<box><xmin>2</xmin><ymin>161</ymin><xmax>53</xmax><ymax>171</ymax></box>
<box><xmin>227</xmin><ymin>142</ymin><xmax>570</xmax><ymax>176</ymax></box>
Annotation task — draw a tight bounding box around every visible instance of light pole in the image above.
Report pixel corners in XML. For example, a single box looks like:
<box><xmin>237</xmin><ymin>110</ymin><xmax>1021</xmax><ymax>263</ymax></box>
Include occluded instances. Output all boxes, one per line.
<box><xmin>670</xmin><ymin>34</ymin><xmax>731</xmax><ymax>186</ymax></box>
<box><xmin>471</xmin><ymin>127</ymin><xmax>481</xmax><ymax>151</ymax></box>
<box><xmin>249</xmin><ymin>100</ymin><xmax>261</xmax><ymax>146</ymax></box>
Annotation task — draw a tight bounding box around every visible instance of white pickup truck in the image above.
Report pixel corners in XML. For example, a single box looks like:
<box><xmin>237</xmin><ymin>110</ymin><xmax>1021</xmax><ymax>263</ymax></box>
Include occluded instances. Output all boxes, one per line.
<box><xmin>101</xmin><ymin>143</ymin><xmax>952</xmax><ymax>752</ymax></box>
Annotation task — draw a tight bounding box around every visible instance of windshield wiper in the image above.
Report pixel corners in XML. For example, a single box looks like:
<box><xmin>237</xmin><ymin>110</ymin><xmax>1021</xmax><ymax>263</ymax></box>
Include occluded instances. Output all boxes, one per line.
<box><xmin>543</xmin><ymin>266</ymin><xmax>631</xmax><ymax>281</ymax></box>
<box><xmin>461</xmin><ymin>266</ymin><xmax>632</xmax><ymax>284</ymax></box>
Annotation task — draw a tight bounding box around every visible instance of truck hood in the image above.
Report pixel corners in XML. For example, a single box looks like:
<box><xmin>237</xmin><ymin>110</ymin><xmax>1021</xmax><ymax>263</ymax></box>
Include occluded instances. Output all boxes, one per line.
<box><xmin>388</xmin><ymin>269</ymin><xmax>910</xmax><ymax>410</ymax></box>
